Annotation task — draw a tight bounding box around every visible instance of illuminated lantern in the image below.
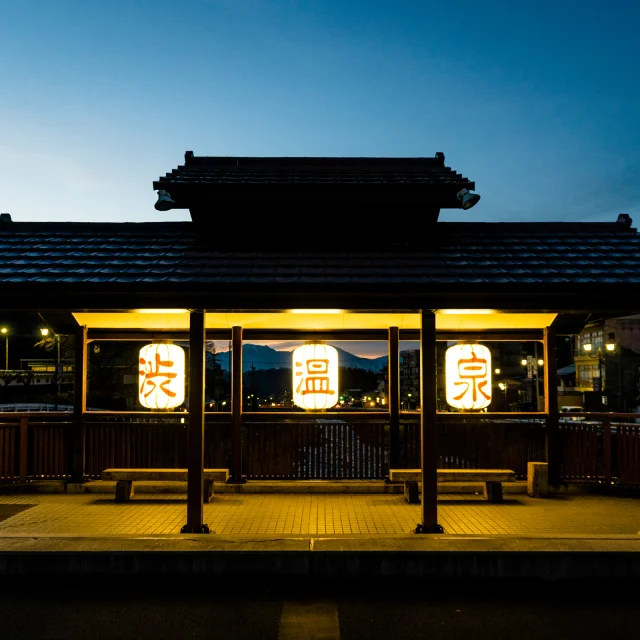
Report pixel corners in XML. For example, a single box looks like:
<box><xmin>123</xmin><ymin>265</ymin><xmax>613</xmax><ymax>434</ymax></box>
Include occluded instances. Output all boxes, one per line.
<box><xmin>138</xmin><ymin>343</ymin><xmax>185</xmax><ymax>409</ymax></box>
<box><xmin>445</xmin><ymin>343</ymin><xmax>492</xmax><ymax>411</ymax></box>
<box><xmin>292</xmin><ymin>343</ymin><xmax>339</xmax><ymax>410</ymax></box>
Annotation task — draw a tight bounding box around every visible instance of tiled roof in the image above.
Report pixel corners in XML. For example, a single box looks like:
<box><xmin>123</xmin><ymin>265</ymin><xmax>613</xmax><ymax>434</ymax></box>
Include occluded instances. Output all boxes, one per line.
<box><xmin>154</xmin><ymin>152</ymin><xmax>474</xmax><ymax>188</ymax></box>
<box><xmin>1</xmin><ymin>219</ymin><xmax>639</xmax><ymax>311</ymax></box>
<box><xmin>152</xmin><ymin>153</ymin><xmax>477</xmax><ymax>216</ymax></box>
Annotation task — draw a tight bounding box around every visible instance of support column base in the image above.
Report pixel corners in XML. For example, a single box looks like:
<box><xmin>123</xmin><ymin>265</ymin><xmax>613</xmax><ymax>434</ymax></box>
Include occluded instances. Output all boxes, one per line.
<box><xmin>180</xmin><ymin>523</ymin><xmax>211</xmax><ymax>534</ymax></box>
<box><xmin>413</xmin><ymin>522</ymin><xmax>444</xmax><ymax>534</ymax></box>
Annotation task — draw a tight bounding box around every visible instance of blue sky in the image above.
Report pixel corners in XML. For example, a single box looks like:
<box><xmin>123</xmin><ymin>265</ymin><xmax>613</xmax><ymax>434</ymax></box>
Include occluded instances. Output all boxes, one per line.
<box><xmin>1</xmin><ymin>0</ymin><xmax>639</xmax><ymax>224</ymax></box>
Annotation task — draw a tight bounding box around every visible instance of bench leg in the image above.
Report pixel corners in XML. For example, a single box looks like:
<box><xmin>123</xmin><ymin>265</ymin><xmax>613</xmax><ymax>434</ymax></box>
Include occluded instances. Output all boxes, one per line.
<box><xmin>204</xmin><ymin>479</ymin><xmax>214</xmax><ymax>503</ymax></box>
<box><xmin>483</xmin><ymin>481</ymin><xmax>503</xmax><ymax>502</ymax></box>
<box><xmin>404</xmin><ymin>481</ymin><xmax>419</xmax><ymax>504</ymax></box>
<box><xmin>115</xmin><ymin>480</ymin><xmax>133</xmax><ymax>502</ymax></box>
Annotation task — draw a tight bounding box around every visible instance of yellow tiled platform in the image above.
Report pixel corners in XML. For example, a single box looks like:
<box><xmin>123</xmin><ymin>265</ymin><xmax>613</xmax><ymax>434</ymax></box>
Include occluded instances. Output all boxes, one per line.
<box><xmin>0</xmin><ymin>490</ymin><xmax>639</xmax><ymax>537</ymax></box>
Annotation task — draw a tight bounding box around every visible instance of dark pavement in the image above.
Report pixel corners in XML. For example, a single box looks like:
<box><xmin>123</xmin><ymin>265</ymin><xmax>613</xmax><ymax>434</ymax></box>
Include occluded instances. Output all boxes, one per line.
<box><xmin>0</xmin><ymin>482</ymin><xmax>639</xmax><ymax>578</ymax></box>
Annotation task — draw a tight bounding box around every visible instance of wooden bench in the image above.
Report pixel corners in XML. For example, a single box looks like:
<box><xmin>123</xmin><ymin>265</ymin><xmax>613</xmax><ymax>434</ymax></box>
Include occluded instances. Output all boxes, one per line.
<box><xmin>101</xmin><ymin>468</ymin><xmax>230</xmax><ymax>503</ymax></box>
<box><xmin>389</xmin><ymin>468</ymin><xmax>516</xmax><ymax>504</ymax></box>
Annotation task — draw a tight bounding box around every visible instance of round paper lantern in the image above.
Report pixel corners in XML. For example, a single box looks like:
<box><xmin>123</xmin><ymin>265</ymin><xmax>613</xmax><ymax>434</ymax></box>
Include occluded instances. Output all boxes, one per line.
<box><xmin>292</xmin><ymin>343</ymin><xmax>339</xmax><ymax>410</ymax></box>
<box><xmin>138</xmin><ymin>343</ymin><xmax>185</xmax><ymax>409</ymax></box>
<box><xmin>445</xmin><ymin>343</ymin><xmax>492</xmax><ymax>411</ymax></box>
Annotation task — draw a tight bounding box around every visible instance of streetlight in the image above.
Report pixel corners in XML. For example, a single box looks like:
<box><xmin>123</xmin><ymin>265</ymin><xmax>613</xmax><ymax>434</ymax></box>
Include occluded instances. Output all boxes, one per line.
<box><xmin>0</xmin><ymin>327</ymin><xmax>8</xmax><ymax>370</ymax></box>
<box><xmin>498</xmin><ymin>381</ymin><xmax>508</xmax><ymax>410</ymax></box>
<box><xmin>40</xmin><ymin>327</ymin><xmax>62</xmax><ymax>407</ymax></box>
<box><xmin>521</xmin><ymin>355</ymin><xmax>544</xmax><ymax>410</ymax></box>
<box><xmin>583</xmin><ymin>334</ymin><xmax>616</xmax><ymax>393</ymax></box>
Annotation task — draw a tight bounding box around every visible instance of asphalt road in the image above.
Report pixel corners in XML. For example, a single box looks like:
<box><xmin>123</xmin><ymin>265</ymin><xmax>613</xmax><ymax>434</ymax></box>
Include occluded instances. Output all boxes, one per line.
<box><xmin>2</xmin><ymin>576</ymin><xmax>639</xmax><ymax>640</ymax></box>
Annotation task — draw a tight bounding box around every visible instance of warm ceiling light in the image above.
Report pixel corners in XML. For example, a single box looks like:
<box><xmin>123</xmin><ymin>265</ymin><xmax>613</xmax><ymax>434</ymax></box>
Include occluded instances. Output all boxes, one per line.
<box><xmin>40</xmin><ymin>328</ymin><xmax>50</xmax><ymax>336</ymax></box>
<box><xmin>134</xmin><ymin>309</ymin><xmax>189</xmax><ymax>314</ymax></box>
<box><xmin>290</xmin><ymin>309</ymin><xmax>343</xmax><ymax>314</ymax></box>
<box><xmin>438</xmin><ymin>309</ymin><xmax>497</xmax><ymax>315</ymax></box>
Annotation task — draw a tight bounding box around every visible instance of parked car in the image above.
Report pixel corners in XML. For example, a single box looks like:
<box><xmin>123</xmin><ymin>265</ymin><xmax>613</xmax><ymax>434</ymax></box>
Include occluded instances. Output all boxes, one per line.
<box><xmin>559</xmin><ymin>405</ymin><xmax>585</xmax><ymax>421</ymax></box>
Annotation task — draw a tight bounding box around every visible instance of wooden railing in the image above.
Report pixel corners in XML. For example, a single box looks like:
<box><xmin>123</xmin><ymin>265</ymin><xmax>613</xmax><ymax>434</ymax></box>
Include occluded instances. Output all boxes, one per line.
<box><xmin>84</xmin><ymin>413</ymin><xmax>233</xmax><ymax>478</ymax></box>
<box><xmin>243</xmin><ymin>417</ymin><xmax>388</xmax><ymax>479</ymax></box>
<box><xmin>399</xmin><ymin>414</ymin><xmax>546</xmax><ymax>479</ymax></box>
<box><xmin>0</xmin><ymin>411</ymin><xmax>639</xmax><ymax>484</ymax></box>
<box><xmin>0</xmin><ymin>412</ymin><xmax>73</xmax><ymax>481</ymax></box>
<box><xmin>559</xmin><ymin>413</ymin><xmax>640</xmax><ymax>484</ymax></box>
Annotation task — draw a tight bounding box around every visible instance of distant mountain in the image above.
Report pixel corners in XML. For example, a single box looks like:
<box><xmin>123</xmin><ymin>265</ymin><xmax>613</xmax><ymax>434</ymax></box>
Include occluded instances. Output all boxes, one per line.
<box><xmin>207</xmin><ymin>344</ymin><xmax>388</xmax><ymax>373</ymax></box>
<box><xmin>335</xmin><ymin>347</ymin><xmax>387</xmax><ymax>372</ymax></box>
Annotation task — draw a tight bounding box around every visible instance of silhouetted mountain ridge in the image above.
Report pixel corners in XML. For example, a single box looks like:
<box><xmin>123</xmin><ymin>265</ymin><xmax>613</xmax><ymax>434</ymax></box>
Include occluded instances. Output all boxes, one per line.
<box><xmin>207</xmin><ymin>344</ymin><xmax>390</xmax><ymax>373</ymax></box>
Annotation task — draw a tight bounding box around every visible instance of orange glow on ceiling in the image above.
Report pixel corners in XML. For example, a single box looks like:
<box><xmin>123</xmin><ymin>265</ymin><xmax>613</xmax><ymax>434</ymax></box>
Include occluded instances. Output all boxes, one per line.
<box><xmin>72</xmin><ymin>311</ymin><xmax>558</xmax><ymax>331</ymax></box>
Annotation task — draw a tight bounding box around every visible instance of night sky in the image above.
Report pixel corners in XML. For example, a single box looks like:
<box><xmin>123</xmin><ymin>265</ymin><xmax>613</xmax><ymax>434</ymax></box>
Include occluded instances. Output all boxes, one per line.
<box><xmin>1</xmin><ymin>0</ymin><xmax>638</xmax><ymax>224</ymax></box>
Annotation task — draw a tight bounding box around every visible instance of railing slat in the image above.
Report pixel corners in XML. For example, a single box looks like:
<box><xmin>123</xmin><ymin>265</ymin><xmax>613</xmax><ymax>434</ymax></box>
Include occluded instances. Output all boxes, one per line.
<box><xmin>2</xmin><ymin>411</ymin><xmax>640</xmax><ymax>484</ymax></box>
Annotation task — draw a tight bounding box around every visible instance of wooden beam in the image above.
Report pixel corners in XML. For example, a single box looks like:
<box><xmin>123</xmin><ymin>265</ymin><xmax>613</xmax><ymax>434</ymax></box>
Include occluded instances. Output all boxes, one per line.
<box><xmin>435</xmin><ymin>331</ymin><xmax>544</xmax><ymax>342</ymax></box>
<box><xmin>71</xmin><ymin>325</ymin><xmax>87</xmax><ymax>483</ymax></box>
<box><xmin>229</xmin><ymin>325</ymin><xmax>244</xmax><ymax>483</ymax></box>
<box><xmin>182</xmin><ymin>310</ymin><xmax>209</xmax><ymax>534</ymax></box>
<box><xmin>544</xmin><ymin>326</ymin><xmax>561</xmax><ymax>485</ymax></box>
<box><xmin>418</xmin><ymin>310</ymin><xmax>442</xmax><ymax>533</ymax></box>
<box><xmin>85</xmin><ymin>328</ymin><xmax>547</xmax><ymax>343</ymax></box>
<box><xmin>388</xmin><ymin>327</ymin><xmax>400</xmax><ymax>470</ymax></box>
<box><xmin>19</xmin><ymin>417</ymin><xmax>28</xmax><ymax>483</ymax></box>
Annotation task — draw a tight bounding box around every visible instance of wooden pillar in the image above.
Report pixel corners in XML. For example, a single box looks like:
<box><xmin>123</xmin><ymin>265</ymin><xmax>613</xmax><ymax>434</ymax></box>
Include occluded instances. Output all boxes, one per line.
<box><xmin>543</xmin><ymin>327</ymin><xmax>561</xmax><ymax>485</ymax></box>
<box><xmin>71</xmin><ymin>325</ymin><xmax>87</xmax><ymax>483</ymax></box>
<box><xmin>19</xmin><ymin>416</ymin><xmax>28</xmax><ymax>483</ymax></box>
<box><xmin>229</xmin><ymin>325</ymin><xmax>245</xmax><ymax>483</ymax></box>
<box><xmin>388</xmin><ymin>326</ymin><xmax>400</xmax><ymax>470</ymax></box>
<box><xmin>417</xmin><ymin>310</ymin><xmax>442</xmax><ymax>533</ymax></box>
<box><xmin>182</xmin><ymin>310</ymin><xmax>209</xmax><ymax>534</ymax></box>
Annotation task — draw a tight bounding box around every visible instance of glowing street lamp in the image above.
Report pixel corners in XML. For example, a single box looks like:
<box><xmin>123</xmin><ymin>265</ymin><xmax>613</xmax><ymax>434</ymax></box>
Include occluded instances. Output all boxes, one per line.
<box><xmin>498</xmin><ymin>381</ymin><xmax>508</xmax><ymax>409</ymax></box>
<box><xmin>521</xmin><ymin>355</ymin><xmax>544</xmax><ymax>410</ymax></box>
<box><xmin>1</xmin><ymin>327</ymin><xmax>8</xmax><ymax>370</ymax></box>
<box><xmin>583</xmin><ymin>334</ymin><xmax>616</xmax><ymax>392</ymax></box>
<box><xmin>40</xmin><ymin>327</ymin><xmax>63</xmax><ymax>404</ymax></box>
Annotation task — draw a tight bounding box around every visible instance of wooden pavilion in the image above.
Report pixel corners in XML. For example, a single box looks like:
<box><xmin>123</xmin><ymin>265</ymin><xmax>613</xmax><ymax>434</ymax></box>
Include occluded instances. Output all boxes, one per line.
<box><xmin>2</xmin><ymin>151</ymin><xmax>640</xmax><ymax>533</ymax></box>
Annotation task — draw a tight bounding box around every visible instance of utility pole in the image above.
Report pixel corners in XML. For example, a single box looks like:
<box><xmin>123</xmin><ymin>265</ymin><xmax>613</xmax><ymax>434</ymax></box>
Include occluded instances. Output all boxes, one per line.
<box><xmin>56</xmin><ymin>334</ymin><xmax>61</xmax><ymax>403</ymax></box>
<box><xmin>1</xmin><ymin>327</ymin><xmax>8</xmax><ymax>370</ymax></box>
<box><xmin>534</xmin><ymin>343</ymin><xmax>541</xmax><ymax>411</ymax></box>
<box><xmin>249</xmin><ymin>362</ymin><xmax>256</xmax><ymax>410</ymax></box>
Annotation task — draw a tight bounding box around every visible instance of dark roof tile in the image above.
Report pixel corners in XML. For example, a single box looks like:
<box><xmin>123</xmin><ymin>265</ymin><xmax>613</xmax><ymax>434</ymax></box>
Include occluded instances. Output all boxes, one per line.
<box><xmin>2</xmin><ymin>221</ymin><xmax>640</xmax><ymax>306</ymax></box>
<box><xmin>153</xmin><ymin>154</ymin><xmax>471</xmax><ymax>187</ymax></box>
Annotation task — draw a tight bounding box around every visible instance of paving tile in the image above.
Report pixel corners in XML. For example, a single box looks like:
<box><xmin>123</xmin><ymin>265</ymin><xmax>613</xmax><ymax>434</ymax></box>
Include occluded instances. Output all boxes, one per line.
<box><xmin>0</xmin><ymin>492</ymin><xmax>638</xmax><ymax>537</ymax></box>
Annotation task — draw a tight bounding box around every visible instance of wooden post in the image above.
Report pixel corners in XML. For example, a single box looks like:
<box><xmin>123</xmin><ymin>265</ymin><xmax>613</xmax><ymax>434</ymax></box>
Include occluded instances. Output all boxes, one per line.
<box><xmin>19</xmin><ymin>416</ymin><xmax>28</xmax><ymax>483</ymax></box>
<box><xmin>182</xmin><ymin>310</ymin><xmax>209</xmax><ymax>534</ymax></box>
<box><xmin>417</xmin><ymin>310</ymin><xmax>442</xmax><ymax>533</ymax></box>
<box><xmin>229</xmin><ymin>325</ymin><xmax>245</xmax><ymax>483</ymax></box>
<box><xmin>71</xmin><ymin>325</ymin><xmax>87</xmax><ymax>483</ymax></box>
<box><xmin>388</xmin><ymin>326</ymin><xmax>400</xmax><ymax>471</ymax></box>
<box><xmin>603</xmin><ymin>415</ymin><xmax>612</xmax><ymax>485</ymax></box>
<box><xmin>543</xmin><ymin>327</ymin><xmax>561</xmax><ymax>485</ymax></box>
